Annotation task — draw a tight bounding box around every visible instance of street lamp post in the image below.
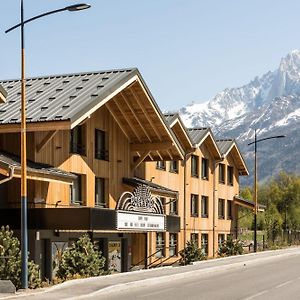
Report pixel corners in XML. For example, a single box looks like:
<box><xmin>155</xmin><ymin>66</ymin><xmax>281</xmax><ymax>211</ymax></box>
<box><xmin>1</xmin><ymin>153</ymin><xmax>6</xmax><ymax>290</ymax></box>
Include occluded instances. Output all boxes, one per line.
<box><xmin>248</xmin><ymin>129</ymin><xmax>285</xmax><ymax>253</ymax></box>
<box><xmin>5</xmin><ymin>2</ymin><xmax>90</xmax><ymax>289</ymax></box>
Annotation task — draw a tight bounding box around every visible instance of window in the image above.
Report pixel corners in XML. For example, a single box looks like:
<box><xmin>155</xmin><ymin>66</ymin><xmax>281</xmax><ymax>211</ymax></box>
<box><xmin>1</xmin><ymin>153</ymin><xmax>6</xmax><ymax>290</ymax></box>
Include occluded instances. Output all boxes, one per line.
<box><xmin>218</xmin><ymin>198</ymin><xmax>225</xmax><ymax>219</ymax></box>
<box><xmin>191</xmin><ymin>233</ymin><xmax>199</xmax><ymax>247</ymax></box>
<box><xmin>169</xmin><ymin>233</ymin><xmax>178</xmax><ymax>256</ymax></box>
<box><xmin>169</xmin><ymin>198</ymin><xmax>178</xmax><ymax>215</ymax></box>
<box><xmin>201</xmin><ymin>195</ymin><xmax>209</xmax><ymax>218</ymax></box>
<box><xmin>191</xmin><ymin>194</ymin><xmax>199</xmax><ymax>217</ymax></box>
<box><xmin>169</xmin><ymin>161</ymin><xmax>179</xmax><ymax>173</ymax></box>
<box><xmin>218</xmin><ymin>234</ymin><xmax>225</xmax><ymax>248</ymax></box>
<box><xmin>227</xmin><ymin>166</ymin><xmax>234</xmax><ymax>186</ymax></box>
<box><xmin>156</xmin><ymin>161</ymin><xmax>166</xmax><ymax>170</ymax></box>
<box><xmin>191</xmin><ymin>155</ymin><xmax>199</xmax><ymax>177</ymax></box>
<box><xmin>156</xmin><ymin>233</ymin><xmax>165</xmax><ymax>258</ymax></box>
<box><xmin>70</xmin><ymin>174</ymin><xmax>82</xmax><ymax>205</ymax></box>
<box><xmin>95</xmin><ymin>177</ymin><xmax>106</xmax><ymax>207</ymax></box>
<box><xmin>95</xmin><ymin>129</ymin><xmax>108</xmax><ymax>160</ymax></box>
<box><xmin>201</xmin><ymin>233</ymin><xmax>208</xmax><ymax>256</ymax></box>
<box><xmin>160</xmin><ymin>197</ymin><xmax>166</xmax><ymax>212</ymax></box>
<box><xmin>70</xmin><ymin>125</ymin><xmax>86</xmax><ymax>155</ymax></box>
<box><xmin>219</xmin><ymin>163</ymin><xmax>225</xmax><ymax>184</ymax></box>
<box><xmin>201</xmin><ymin>158</ymin><xmax>209</xmax><ymax>180</ymax></box>
<box><xmin>227</xmin><ymin>200</ymin><xmax>232</xmax><ymax>219</ymax></box>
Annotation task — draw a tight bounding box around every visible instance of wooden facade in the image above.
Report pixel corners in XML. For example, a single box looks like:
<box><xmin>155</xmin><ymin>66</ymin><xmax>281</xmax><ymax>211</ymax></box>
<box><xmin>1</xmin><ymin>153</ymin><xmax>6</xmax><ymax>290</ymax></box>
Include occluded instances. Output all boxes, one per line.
<box><xmin>0</xmin><ymin>69</ymin><xmax>249</xmax><ymax>277</ymax></box>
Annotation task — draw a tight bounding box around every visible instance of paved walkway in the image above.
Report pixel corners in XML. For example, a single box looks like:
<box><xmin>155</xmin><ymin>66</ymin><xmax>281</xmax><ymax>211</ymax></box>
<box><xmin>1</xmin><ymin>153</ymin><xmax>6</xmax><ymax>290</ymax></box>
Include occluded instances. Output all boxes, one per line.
<box><xmin>1</xmin><ymin>247</ymin><xmax>299</xmax><ymax>300</ymax></box>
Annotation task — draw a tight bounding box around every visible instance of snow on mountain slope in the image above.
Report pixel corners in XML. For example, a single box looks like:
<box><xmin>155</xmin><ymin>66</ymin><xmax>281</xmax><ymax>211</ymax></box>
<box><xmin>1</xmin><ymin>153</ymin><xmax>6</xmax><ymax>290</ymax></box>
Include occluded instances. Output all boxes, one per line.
<box><xmin>179</xmin><ymin>50</ymin><xmax>300</xmax><ymax>184</ymax></box>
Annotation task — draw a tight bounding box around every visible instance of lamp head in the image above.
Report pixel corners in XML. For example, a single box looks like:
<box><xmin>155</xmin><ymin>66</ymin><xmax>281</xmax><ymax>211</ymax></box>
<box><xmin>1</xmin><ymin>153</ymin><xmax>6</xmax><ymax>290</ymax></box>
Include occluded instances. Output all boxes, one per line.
<box><xmin>66</xmin><ymin>3</ymin><xmax>91</xmax><ymax>11</ymax></box>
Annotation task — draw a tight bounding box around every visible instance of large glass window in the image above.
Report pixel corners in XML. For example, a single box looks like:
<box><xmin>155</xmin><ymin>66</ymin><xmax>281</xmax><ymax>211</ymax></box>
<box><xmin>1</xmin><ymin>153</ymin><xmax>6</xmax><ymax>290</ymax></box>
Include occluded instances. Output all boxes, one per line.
<box><xmin>169</xmin><ymin>161</ymin><xmax>179</xmax><ymax>173</ymax></box>
<box><xmin>191</xmin><ymin>194</ymin><xmax>199</xmax><ymax>217</ymax></box>
<box><xmin>95</xmin><ymin>129</ymin><xmax>108</xmax><ymax>160</ymax></box>
<box><xmin>191</xmin><ymin>155</ymin><xmax>199</xmax><ymax>177</ymax></box>
<box><xmin>70</xmin><ymin>125</ymin><xmax>86</xmax><ymax>155</ymax></box>
<box><xmin>201</xmin><ymin>233</ymin><xmax>208</xmax><ymax>256</ymax></box>
<box><xmin>219</xmin><ymin>163</ymin><xmax>225</xmax><ymax>184</ymax></box>
<box><xmin>227</xmin><ymin>200</ymin><xmax>233</xmax><ymax>219</ymax></box>
<box><xmin>70</xmin><ymin>174</ymin><xmax>82</xmax><ymax>205</ymax></box>
<box><xmin>227</xmin><ymin>166</ymin><xmax>234</xmax><ymax>186</ymax></box>
<box><xmin>201</xmin><ymin>195</ymin><xmax>209</xmax><ymax>218</ymax></box>
<box><xmin>218</xmin><ymin>198</ymin><xmax>225</xmax><ymax>219</ymax></box>
<box><xmin>169</xmin><ymin>233</ymin><xmax>178</xmax><ymax>256</ymax></box>
<box><xmin>95</xmin><ymin>177</ymin><xmax>106</xmax><ymax>207</ymax></box>
<box><xmin>156</xmin><ymin>233</ymin><xmax>165</xmax><ymax>258</ymax></box>
<box><xmin>218</xmin><ymin>234</ymin><xmax>225</xmax><ymax>248</ymax></box>
<box><xmin>201</xmin><ymin>158</ymin><xmax>209</xmax><ymax>180</ymax></box>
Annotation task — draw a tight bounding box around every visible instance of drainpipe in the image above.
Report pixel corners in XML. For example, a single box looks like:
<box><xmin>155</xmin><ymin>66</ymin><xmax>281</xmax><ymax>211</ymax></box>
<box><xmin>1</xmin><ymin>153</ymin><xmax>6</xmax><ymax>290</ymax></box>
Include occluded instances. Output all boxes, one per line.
<box><xmin>0</xmin><ymin>166</ymin><xmax>15</xmax><ymax>185</ymax></box>
<box><xmin>213</xmin><ymin>158</ymin><xmax>223</xmax><ymax>257</ymax></box>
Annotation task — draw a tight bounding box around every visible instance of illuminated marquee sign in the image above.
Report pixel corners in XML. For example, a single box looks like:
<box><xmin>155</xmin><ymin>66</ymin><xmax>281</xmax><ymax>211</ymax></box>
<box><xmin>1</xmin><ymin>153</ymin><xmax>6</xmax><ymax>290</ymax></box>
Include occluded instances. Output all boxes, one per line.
<box><xmin>116</xmin><ymin>184</ymin><xmax>165</xmax><ymax>232</ymax></box>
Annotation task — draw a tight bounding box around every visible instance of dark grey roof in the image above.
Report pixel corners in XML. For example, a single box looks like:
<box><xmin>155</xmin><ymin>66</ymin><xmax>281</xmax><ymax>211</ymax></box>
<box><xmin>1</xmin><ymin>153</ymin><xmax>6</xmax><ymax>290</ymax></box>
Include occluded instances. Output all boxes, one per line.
<box><xmin>187</xmin><ymin>128</ymin><xmax>209</xmax><ymax>145</ymax></box>
<box><xmin>234</xmin><ymin>195</ymin><xmax>266</xmax><ymax>210</ymax></box>
<box><xmin>123</xmin><ymin>177</ymin><xmax>178</xmax><ymax>198</ymax></box>
<box><xmin>216</xmin><ymin>139</ymin><xmax>234</xmax><ymax>155</ymax></box>
<box><xmin>0</xmin><ymin>68</ymin><xmax>136</xmax><ymax>124</ymax></box>
<box><xmin>0</xmin><ymin>151</ymin><xmax>76</xmax><ymax>180</ymax></box>
<box><xmin>0</xmin><ymin>84</ymin><xmax>7</xmax><ymax>98</ymax></box>
<box><xmin>164</xmin><ymin>113</ymin><xmax>177</xmax><ymax>125</ymax></box>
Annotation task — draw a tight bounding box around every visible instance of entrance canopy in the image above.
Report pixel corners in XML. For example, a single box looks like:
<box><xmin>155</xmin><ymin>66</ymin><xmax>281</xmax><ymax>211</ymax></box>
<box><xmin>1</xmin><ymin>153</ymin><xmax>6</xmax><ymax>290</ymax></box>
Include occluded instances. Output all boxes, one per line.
<box><xmin>234</xmin><ymin>195</ymin><xmax>266</xmax><ymax>212</ymax></box>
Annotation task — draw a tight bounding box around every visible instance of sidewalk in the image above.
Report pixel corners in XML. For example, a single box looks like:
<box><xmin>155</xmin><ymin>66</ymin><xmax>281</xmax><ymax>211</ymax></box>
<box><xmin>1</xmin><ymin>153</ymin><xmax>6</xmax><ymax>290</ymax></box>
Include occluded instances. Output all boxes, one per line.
<box><xmin>1</xmin><ymin>247</ymin><xmax>299</xmax><ymax>300</ymax></box>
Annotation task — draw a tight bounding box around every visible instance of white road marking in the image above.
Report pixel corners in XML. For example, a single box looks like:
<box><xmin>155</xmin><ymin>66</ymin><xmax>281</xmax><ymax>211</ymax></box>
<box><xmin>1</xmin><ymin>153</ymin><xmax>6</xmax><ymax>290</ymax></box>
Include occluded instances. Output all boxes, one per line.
<box><xmin>275</xmin><ymin>280</ymin><xmax>293</xmax><ymax>288</ymax></box>
<box><xmin>243</xmin><ymin>290</ymin><xmax>268</xmax><ymax>300</ymax></box>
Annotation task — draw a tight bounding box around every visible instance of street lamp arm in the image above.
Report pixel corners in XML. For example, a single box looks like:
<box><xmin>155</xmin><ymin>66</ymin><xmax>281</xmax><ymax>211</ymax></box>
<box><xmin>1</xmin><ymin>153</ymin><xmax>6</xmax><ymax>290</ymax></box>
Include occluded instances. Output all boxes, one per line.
<box><xmin>248</xmin><ymin>135</ymin><xmax>285</xmax><ymax>146</ymax></box>
<box><xmin>5</xmin><ymin>3</ymin><xmax>90</xmax><ymax>34</ymax></box>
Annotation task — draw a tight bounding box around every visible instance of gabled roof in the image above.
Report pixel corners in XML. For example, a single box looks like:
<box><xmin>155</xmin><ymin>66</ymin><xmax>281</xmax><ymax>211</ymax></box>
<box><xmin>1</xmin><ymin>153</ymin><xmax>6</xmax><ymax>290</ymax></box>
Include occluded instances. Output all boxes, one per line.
<box><xmin>188</xmin><ymin>128</ymin><xmax>221</xmax><ymax>159</ymax></box>
<box><xmin>0</xmin><ymin>84</ymin><xmax>7</xmax><ymax>103</ymax></box>
<box><xmin>164</xmin><ymin>113</ymin><xmax>194</xmax><ymax>153</ymax></box>
<box><xmin>0</xmin><ymin>68</ymin><xmax>184</xmax><ymax>161</ymax></box>
<box><xmin>216</xmin><ymin>139</ymin><xmax>249</xmax><ymax>176</ymax></box>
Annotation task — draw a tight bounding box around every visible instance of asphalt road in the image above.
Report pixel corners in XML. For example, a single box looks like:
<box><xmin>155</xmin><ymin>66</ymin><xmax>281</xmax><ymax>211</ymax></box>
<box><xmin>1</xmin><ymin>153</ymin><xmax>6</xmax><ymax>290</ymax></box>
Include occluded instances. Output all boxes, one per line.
<box><xmin>99</xmin><ymin>250</ymin><xmax>300</xmax><ymax>300</ymax></box>
<box><xmin>1</xmin><ymin>248</ymin><xmax>300</xmax><ymax>300</ymax></box>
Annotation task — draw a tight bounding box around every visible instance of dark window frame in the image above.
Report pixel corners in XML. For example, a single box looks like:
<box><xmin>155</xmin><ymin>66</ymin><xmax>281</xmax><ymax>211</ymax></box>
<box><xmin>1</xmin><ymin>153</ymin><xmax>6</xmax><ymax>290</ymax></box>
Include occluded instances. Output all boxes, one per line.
<box><xmin>201</xmin><ymin>233</ymin><xmax>208</xmax><ymax>256</ymax></box>
<box><xmin>169</xmin><ymin>160</ymin><xmax>179</xmax><ymax>174</ymax></box>
<box><xmin>227</xmin><ymin>166</ymin><xmax>234</xmax><ymax>186</ymax></box>
<box><xmin>218</xmin><ymin>198</ymin><xmax>225</xmax><ymax>219</ymax></box>
<box><xmin>95</xmin><ymin>129</ymin><xmax>108</xmax><ymax>161</ymax></box>
<box><xmin>155</xmin><ymin>232</ymin><xmax>165</xmax><ymax>258</ymax></box>
<box><xmin>201</xmin><ymin>195</ymin><xmax>209</xmax><ymax>218</ymax></box>
<box><xmin>156</xmin><ymin>161</ymin><xmax>166</xmax><ymax>171</ymax></box>
<box><xmin>70</xmin><ymin>174</ymin><xmax>83</xmax><ymax>205</ymax></box>
<box><xmin>201</xmin><ymin>158</ymin><xmax>209</xmax><ymax>180</ymax></box>
<box><xmin>191</xmin><ymin>194</ymin><xmax>199</xmax><ymax>217</ymax></box>
<box><xmin>70</xmin><ymin>125</ymin><xmax>86</xmax><ymax>156</ymax></box>
<box><xmin>169</xmin><ymin>233</ymin><xmax>178</xmax><ymax>256</ymax></box>
<box><xmin>219</xmin><ymin>163</ymin><xmax>225</xmax><ymax>184</ymax></box>
<box><xmin>169</xmin><ymin>198</ymin><xmax>178</xmax><ymax>215</ymax></box>
<box><xmin>191</xmin><ymin>233</ymin><xmax>199</xmax><ymax>247</ymax></box>
<box><xmin>227</xmin><ymin>200</ymin><xmax>232</xmax><ymax>220</ymax></box>
<box><xmin>191</xmin><ymin>155</ymin><xmax>199</xmax><ymax>177</ymax></box>
<box><xmin>95</xmin><ymin>177</ymin><xmax>106</xmax><ymax>207</ymax></box>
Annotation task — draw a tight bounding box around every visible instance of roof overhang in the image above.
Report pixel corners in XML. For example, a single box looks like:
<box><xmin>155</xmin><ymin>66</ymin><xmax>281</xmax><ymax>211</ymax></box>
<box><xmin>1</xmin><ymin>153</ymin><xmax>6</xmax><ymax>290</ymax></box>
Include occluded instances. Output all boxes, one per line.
<box><xmin>167</xmin><ymin>115</ymin><xmax>194</xmax><ymax>153</ymax></box>
<box><xmin>0</xmin><ymin>152</ymin><xmax>76</xmax><ymax>185</ymax></box>
<box><xmin>234</xmin><ymin>196</ymin><xmax>265</xmax><ymax>212</ymax></box>
<box><xmin>194</xmin><ymin>130</ymin><xmax>222</xmax><ymax>159</ymax></box>
<box><xmin>0</xmin><ymin>84</ymin><xmax>7</xmax><ymax>103</ymax></box>
<box><xmin>224</xmin><ymin>142</ymin><xmax>249</xmax><ymax>176</ymax></box>
<box><xmin>123</xmin><ymin>177</ymin><xmax>178</xmax><ymax>198</ymax></box>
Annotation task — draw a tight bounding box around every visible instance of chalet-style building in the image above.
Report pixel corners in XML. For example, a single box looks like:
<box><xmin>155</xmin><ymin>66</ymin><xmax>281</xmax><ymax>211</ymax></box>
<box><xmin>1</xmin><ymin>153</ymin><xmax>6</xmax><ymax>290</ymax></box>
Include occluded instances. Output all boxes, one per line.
<box><xmin>0</xmin><ymin>69</ymin><xmax>252</xmax><ymax>279</ymax></box>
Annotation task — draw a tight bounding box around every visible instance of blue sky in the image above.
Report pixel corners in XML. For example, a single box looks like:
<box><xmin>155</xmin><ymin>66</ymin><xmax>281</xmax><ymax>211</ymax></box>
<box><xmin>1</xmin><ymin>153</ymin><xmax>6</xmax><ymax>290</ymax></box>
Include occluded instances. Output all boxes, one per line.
<box><xmin>1</xmin><ymin>1</ymin><xmax>300</xmax><ymax>111</ymax></box>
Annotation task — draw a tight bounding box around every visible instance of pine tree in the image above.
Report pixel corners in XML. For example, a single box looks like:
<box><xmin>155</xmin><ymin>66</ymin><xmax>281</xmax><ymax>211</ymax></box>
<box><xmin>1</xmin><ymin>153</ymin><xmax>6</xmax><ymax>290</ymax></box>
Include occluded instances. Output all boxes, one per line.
<box><xmin>0</xmin><ymin>226</ymin><xmax>41</xmax><ymax>289</ymax></box>
<box><xmin>56</xmin><ymin>234</ymin><xmax>105</xmax><ymax>280</ymax></box>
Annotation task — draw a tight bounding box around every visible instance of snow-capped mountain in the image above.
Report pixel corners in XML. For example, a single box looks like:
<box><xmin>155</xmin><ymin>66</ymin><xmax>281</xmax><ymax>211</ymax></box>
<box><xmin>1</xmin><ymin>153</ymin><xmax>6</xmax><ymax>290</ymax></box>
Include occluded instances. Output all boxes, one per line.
<box><xmin>179</xmin><ymin>50</ymin><xmax>300</xmax><ymax>184</ymax></box>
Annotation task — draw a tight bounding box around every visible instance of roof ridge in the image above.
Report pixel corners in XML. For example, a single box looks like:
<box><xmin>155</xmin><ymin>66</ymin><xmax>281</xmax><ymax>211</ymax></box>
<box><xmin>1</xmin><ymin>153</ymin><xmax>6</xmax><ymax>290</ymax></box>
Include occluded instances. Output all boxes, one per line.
<box><xmin>0</xmin><ymin>68</ymin><xmax>136</xmax><ymax>83</ymax></box>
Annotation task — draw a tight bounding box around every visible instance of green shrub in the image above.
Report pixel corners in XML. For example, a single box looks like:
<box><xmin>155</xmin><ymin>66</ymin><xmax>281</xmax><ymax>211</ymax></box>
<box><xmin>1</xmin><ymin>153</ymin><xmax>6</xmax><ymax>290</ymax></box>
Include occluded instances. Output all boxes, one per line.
<box><xmin>218</xmin><ymin>236</ymin><xmax>244</xmax><ymax>257</ymax></box>
<box><xmin>56</xmin><ymin>234</ymin><xmax>105</xmax><ymax>280</ymax></box>
<box><xmin>0</xmin><ymin>226</ymin><xmax>41</xmax><ymax>289</ymax></box>
<box><xmin>179</xmin><ymin>240</ymin><xmax>206</xmax><ymax>265</ymax></box>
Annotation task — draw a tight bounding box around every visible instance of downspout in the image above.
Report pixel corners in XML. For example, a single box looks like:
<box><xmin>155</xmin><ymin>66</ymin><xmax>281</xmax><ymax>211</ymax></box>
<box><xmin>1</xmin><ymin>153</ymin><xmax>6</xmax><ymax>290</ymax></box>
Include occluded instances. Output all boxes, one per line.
<box><xmin>213</xmin><ymin>158</ymin><xmax>223</xmax><ymax>257</ymax></box>
<box><xmin>0</xmin><ymin>166</ymin><xmax>15</xmax><ymax>185</ymax></box>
